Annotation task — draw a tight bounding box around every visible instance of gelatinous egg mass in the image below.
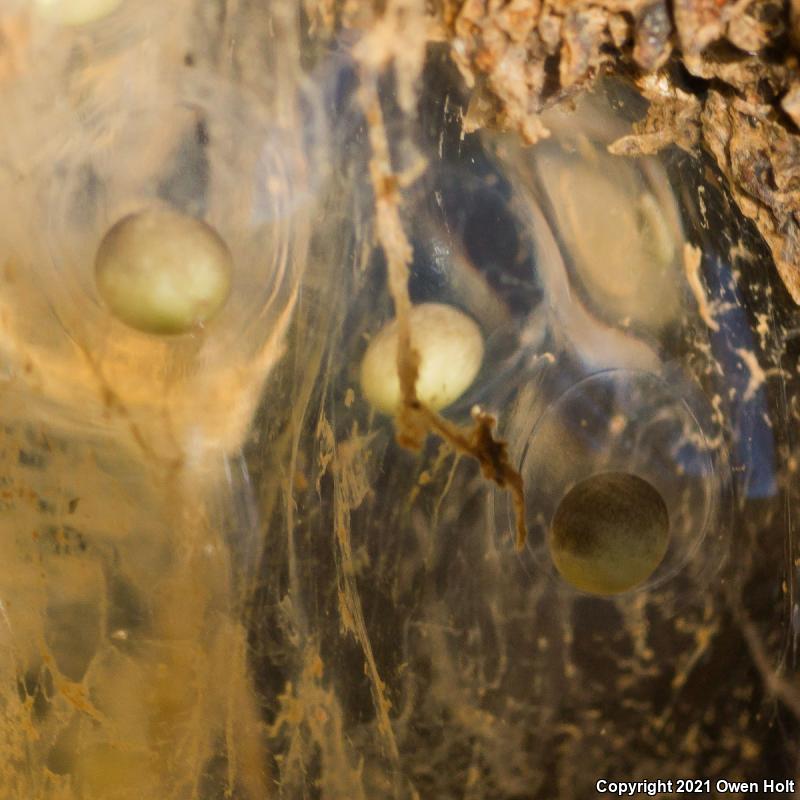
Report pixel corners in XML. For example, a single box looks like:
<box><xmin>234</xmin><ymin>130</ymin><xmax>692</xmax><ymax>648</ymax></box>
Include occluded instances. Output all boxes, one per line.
<box><xmin>95</xmin><ymin>210</ymin><xmax>233</xmax><ymax>335</ymax></box>
<box><xmin>550</xmin><ymin>471</ymin><xmax>670</xmax><ymax>595</ymax></box>
<box><xmin>360</xmin><ymin>302</ymin><xmax>484</xmax><ymax>414</ymax></box>
<box><xmin>34</xmin><ymin>0</ymin><xmax>123</xmax><ymax>25</ymax></box>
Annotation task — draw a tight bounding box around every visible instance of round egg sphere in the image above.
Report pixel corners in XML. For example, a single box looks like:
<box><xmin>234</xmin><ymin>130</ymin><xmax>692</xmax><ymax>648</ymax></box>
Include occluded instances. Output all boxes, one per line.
<box><xmin>360</xmin><ymin>302</ymin><xmax>484</xmax><ymax>415</ymax></box>
<box><xmin>94</xmin><ymin>209</ymin><xmax>233</xmax><ymax>336</ymax></box>
<box><xmin>549</xmin><ymin>471</ymin><xmax>670</xmax><ymax>595</ymax></box>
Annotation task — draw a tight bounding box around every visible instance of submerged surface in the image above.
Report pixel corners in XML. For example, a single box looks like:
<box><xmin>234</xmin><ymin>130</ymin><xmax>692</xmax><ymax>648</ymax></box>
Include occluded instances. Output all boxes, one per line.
<box><xmin>0</xmin><ymin>4</ymin><xmax>797</xmax><ymax>798</ymax></box>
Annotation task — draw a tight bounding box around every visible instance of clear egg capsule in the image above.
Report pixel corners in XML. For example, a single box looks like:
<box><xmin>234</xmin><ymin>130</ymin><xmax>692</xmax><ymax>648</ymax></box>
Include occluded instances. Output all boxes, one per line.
<box><xmin>512</xmin><ymin>368</ymin><xmax>720</xmax><ymax>598</ymax></box>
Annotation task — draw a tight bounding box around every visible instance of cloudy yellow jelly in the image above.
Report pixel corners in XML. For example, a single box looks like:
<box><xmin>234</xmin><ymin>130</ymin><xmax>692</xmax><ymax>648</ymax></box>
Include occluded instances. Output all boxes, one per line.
<box><xmin>536</xmin><ymin>152</ymin><xmax>681</xmax><ymax>330</ymax></box>
<box><xmin>550</xmin><ymin>472</ymin><xmax>670</xmax><ymax>595</ymax></box>
<box><xmin>34</xmin><ymin>0</ymin><xmax>123</xmax><ymax>25</ymax></box>
<box><xmin>95</xmin><ymin>209</ymin><xmax>233</xmax><ymax>336</ymax></box>
<box><xmin>75</xmin><ymin>744</ymin><xmax>155</xmax><ymax>800</ymax></box>
<box><xmin>360</xmin><ymin>302</ymin><xmax>484</xmax><ymax>415</ymax></box>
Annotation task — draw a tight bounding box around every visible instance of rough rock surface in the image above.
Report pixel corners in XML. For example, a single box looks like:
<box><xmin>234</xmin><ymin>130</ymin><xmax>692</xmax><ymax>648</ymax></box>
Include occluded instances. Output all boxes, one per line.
<box><xmin>443</xmin><ymin>0</ymin><xmax>800</xmax><ymax>301</ymax></box>
<box><xmin>316</xmin><ymin>0</ymin><xmax>800</xmax><ymax>304</ymax></box>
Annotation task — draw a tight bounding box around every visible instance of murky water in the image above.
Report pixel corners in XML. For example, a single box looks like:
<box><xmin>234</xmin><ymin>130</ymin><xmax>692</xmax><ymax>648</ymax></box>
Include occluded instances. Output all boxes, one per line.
<box><xmin>0</xmin><ymin>5</ymin><xmax>798</xmax><ymax>798</ymax></box>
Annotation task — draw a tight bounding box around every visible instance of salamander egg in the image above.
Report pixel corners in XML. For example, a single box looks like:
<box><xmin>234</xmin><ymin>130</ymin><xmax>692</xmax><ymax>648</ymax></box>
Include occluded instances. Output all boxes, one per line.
<box><xmin>549</xmin><ymin>472</ymin><xmax>670</xmax><ymax>595</ymax></box>
<box><xmin>360</xmin><ymin>302</ymin><xmax>484</xmax><ymax>415</ymax></box>
<box><xmin>94</xmin><ymin>209</ymin><xmax>233</xmax><ymax>336</ymax></box>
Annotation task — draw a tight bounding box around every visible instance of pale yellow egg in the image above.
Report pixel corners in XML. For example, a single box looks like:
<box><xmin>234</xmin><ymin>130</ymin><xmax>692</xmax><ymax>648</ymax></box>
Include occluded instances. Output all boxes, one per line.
<box><xmin>95</xmin><ymin>209</ymin><xmax>233</xmax><ymax>336</ymax></box>
<box><xmin>360</xmin><ymin>302</ymin><xmax>484</xmax><ymax>415</ymax></box>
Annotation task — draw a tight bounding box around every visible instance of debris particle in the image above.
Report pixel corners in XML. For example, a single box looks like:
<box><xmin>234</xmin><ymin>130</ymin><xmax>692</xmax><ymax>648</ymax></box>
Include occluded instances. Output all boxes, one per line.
<box><xmin>684</xmin><ymin>243</ymin><xmax>719</xmax><ymax>332</ymax></box>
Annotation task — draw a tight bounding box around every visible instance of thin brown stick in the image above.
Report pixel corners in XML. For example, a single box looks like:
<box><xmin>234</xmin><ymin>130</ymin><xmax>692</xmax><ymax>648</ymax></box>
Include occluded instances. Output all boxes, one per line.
<box><xmin>358</xmin><ymin>64</ymin><xmax>528</xmax><ymax>550</ymax></box>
